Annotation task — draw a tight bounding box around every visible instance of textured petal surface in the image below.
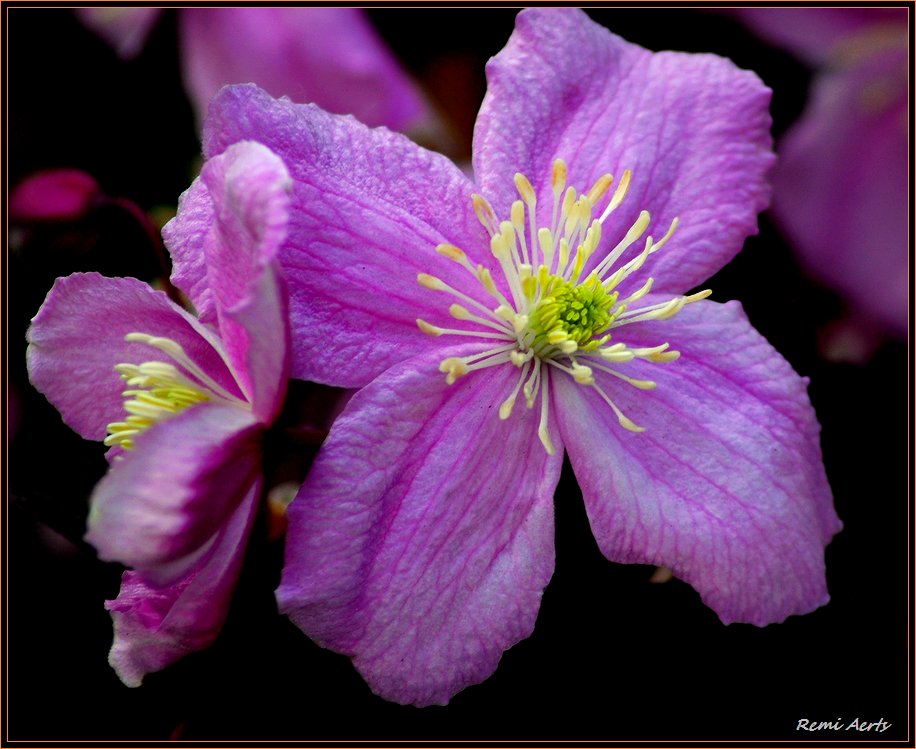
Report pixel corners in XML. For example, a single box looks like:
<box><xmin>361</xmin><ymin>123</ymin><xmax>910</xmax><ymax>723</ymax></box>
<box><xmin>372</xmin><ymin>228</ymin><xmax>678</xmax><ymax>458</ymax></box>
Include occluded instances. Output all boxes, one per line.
<box><xmin>554</xmin><ymin>298</ymin><xmax>840</xmax><ymax>625</ymax></box>
<box><xmin>105</xmin><ymin>479</ymin><xmax>260</xmax><ymax>687</ymax></box>
<box><xmin>277</xmin><ymin>346</ymin><xmax>561</xmax><ymax>706</ymax></box>
<box><xmin>180</xmin><ymin>8</ymin><xmax>426</xmax><ymax>130</ymax></box>
<box><xmin>203</xmin><ymin>84</ymin><xmax>491</xmax><ymax>387</ymax></box>
<box><xmin>473</xmin><ymin>8</ymin><xmax>774</xmax><ymax>296</ymax></box>
<box><xmin>165</xmin><ymin>141</ymin><xmax>292</xmax><ymax>420</ymax></box>
<box><xmin>85</xmin><ymin>403</ymin><xmax>261</xmax><ymax>583</ymax></box>
<box><xmin>770</xmin><ymin>36</ymin><xmax>908</xmax><ymax>337</ymax></box>
<box><xmin>26</xmin><ymin>273</ymin><xmax>243</xmax><ymax>442</ymax></box>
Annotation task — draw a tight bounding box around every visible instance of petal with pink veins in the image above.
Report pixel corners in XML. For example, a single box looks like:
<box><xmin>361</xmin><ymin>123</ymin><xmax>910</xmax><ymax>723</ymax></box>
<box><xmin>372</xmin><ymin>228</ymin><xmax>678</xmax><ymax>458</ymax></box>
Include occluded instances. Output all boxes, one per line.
<box><xmin>554</xmin><ymin>298</ymin><xmax>840</xmax><ymax>625</ymax></box>
<box><xmin>203</xmin><ymin>84</ymin><xmax>492</xmax><ymax>388</ymax></box>
<box><xmin>473</xmin><ymin>8</ymin><xmax>774</xmax><ymax>297</ymax></box>
<box><xmin>277</xmin><ymin>345</ymin><xmax>561</xmax><ymax>706</ymax></box>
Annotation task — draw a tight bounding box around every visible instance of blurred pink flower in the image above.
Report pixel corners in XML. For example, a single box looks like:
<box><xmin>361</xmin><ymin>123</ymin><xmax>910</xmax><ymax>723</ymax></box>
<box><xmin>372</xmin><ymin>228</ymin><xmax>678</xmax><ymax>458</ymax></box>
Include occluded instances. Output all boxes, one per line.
<box><xmin>736</xmin><ymin>8</ymin><xmax>908</xmax><ymax>340</ymax></box>
<box><xmin>77</xmin><ymin>7</ymin><xmax>427</xmax><ymax>131</ymax></box>
<box><xmin>10</xmin><ymin>169</ymin><xmax>101</xmax><ymax>223</ymax></box>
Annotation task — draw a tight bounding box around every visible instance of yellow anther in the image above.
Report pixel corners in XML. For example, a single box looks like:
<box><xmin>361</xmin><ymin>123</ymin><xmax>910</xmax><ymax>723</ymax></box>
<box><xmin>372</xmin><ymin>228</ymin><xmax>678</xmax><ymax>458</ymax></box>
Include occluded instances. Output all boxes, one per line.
<box><xmin>494</xmin><ymin>305</ymin><xmax>515</xmax><ymax>322</ymax></box>
<box><xmin>607</xmin><ymin>169</ymin><xmax>632</xmax><ymax>213</ymax></box>
<box><xmin>439</xmin><ymin>357</ymin><xmax>468</xmax><ymax>384</ymax></box>
<box><xmin>436</xmin><ymin>243</ymin><xmax>467</xmax><ymax>262</ymax></box>
<box><xmin>499</xmin><ymin>396</ymin><xmax>516</xmax><ymax>420</ymax></box>
<box><xmin>416</xmin><ymin>319</ymin><xmax>442</xmax><ymax>336</ymax></box>
<box><xmin>538</xmin><ymin>227</ymin><xmax>555</xmax><ymax>267</ymax></box>
<box><xmin>511</xmin><ymin>200</ymin><xmax>525</xmax><ymax>228</ymax></box>
<box><xmin>477</xmin><ymin>265</ymin><xmax>497</xmax><ymax>294</ymax></box>
<box><xmin>586</xmin><ymin>173</ymin><xmax>614</xmax><ymax>205</ymax></box>
<box><xmin>417</xmin><ymin>273</ymin><xmax>444</xmax><ymax>290</ymax></box>
<box><xmin>618</xmin><ymin>413</ymin><xmax>645</xmax><ymax>433</ymax></box>
<box><xmin>551</xmin><ymin>159</ymin><xmax>567</xmax><ymax>194</ymax></box>
<box><xmin>490</xmin><ymin>232</ymin><xmax>509</xmax><ymax>259</ymax></box>
<box><xmin>472</xmin><ymin>193</ymin><xmax>497</xmax><ymax>233</ymax></box>
<box><xmin>571</xmin><ymin>365</ymin><xmax>594</xmax><ymax>385</ymax></box>
<box><xmin>561</xmin><ymin>186</ymin><xmax>577</xmax><ymax>223</ymax></box>
<box><xmin>449</xmin><ymin>304</ymin><xmax>470</xmax><ymax>320</ymax></box>
<box><xmin>514</xmin><ymin>173</ymin><xmax>536</xmax><ymax>204</ymax></box>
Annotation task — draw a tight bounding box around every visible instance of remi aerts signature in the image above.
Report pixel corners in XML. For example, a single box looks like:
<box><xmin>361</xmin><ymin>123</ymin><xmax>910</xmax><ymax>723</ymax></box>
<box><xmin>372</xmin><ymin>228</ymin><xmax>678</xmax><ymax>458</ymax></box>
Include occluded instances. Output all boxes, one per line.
<box><xmin>797</xmin><ymin>718</ymin><xmax>892</xmax><ymax>733</ymax></box>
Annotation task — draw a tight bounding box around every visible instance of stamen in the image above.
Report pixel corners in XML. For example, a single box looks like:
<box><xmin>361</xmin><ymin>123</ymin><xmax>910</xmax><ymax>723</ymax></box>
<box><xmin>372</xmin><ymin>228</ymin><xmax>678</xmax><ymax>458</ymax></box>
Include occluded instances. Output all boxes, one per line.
<box><xmin>416</xmin><ymin>318</ymin><xmax>514</xmax><ymax>340</ymax></box>
<box><xmin>586</xmin><ymin>173</ymin><xmax>614</xmax><ymax>205</ymax></box>
<box><xmin>419</xmin><ymin>272</ymin><xmax>511</xmax><ymax>324</ymax></box>
<box><xmin>591</xmin><ymin>381</ymin><xmax>645</xmax><ymax>432</ymax></box>
<box><xmin>612</xmin><ymin>289</ymin><xmax>711</xmax><ymax>327</ymax></box>
<box><xmin>593</xmin><ymin>210</ymin><xmax>651</xmax><ymax>281</ymax></box>
<box><xmin>597</xmin><ymin>169</ymin><xmax>632</xmax><ymax>223</ymax></box>
<box><xmin>416</xmin><ymin>161</ymin><xmax>699</xmax><ymax>451</ymax></box>
<box><xmin>472</xmin><ymin>193</ymin><xmax>498</xmax><ymax>236</ymax></box>
<box><xmin>537</xmin><ymin>366</ymin><xmax>555</xmax><ymax>455</ymax></box>
<box><xmin>499</xmin><ymin>359</ymin><xmax>532</xmax><ymax>419</ymax></box>
<box><xmin>123</xmin><ymin>333</ymin><xmax>237</xmax><ymax>401</ymax></box>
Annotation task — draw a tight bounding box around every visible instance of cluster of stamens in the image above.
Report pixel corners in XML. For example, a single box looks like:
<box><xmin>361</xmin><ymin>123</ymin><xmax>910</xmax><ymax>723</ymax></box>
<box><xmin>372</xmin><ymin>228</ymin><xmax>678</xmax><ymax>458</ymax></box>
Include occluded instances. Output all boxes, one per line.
<box><xmin>104</xmin><ymin>332</ymin><xmax>245</xmax><ymax>450</ymax></box>
<box><xmin>416</xmin><ymin>159</ymin><xmax>710</xmax><ymax>455</ymax></box>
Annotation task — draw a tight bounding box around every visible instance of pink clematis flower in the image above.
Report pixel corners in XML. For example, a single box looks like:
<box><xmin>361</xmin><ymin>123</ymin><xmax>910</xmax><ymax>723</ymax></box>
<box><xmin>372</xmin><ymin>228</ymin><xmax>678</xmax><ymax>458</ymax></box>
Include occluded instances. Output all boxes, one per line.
<box><xmin>199</xmin><ymin>8</ymin><xmax>840</xmax><ymax>706</ymax></box>
<box><xmin>77</xmin><ymin>7</ymin><xmax>427</xmax><ymax>132</ymax></box>
<box><xmin>735</xmin><ymin>8</ymin><xmax>908</xmax><ymax>341</ymax></box>
<box><xmin>26</xmin><ymin>141</ymin><xmax>292</xmax><ymax>686</ymax></box>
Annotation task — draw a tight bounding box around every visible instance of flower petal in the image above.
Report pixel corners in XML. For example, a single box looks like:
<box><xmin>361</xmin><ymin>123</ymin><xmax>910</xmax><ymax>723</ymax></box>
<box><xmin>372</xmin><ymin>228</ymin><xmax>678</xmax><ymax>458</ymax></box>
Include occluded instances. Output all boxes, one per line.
<box><xmin>277</xmin><ymin>346</ymin><xmax>561</xmax><ymax>705</ymax></box>
<box><xmin>730</xmin><ymin>8</ymin><xmax>906</xmax><ymax>65</ymax></box>
<box><xmin>105</xmin><ymin>479</ymin><xmax>260</xmax><ymax>686</ymax></box>
<box><xmin>554</xmin><ymin>298</ymin><xmax>840</xmax><ymax>625</ymax></box>
<box><xmin>474</xmin><ymin>8</ymin><xmax>774</xmax><ymax>295</ymax></box>
<box><xmin>10</xmin><ymin>169</ymin><xmax>100</xmax><ymax>222</ymax></box>
<box><xmin>180</xmin><ymin>8</ymin><xmax>427</xmax><ymax>130</ymax></box>
<box><xmin>26</xmin><ymin>273</ymin><xmax>243</xmax><ymax>442</ymax></box>
<box><xmin>165</xmin><ymin>141</ymin><xmax>292</xmax><ymax>421</ymax></box>
<box><xmin>75</xmin><ymin>7</ymin><xmax>161</xmax><ymax>59</ymax></box>
<box><xmin>85</xmin><ymin>403</ymin><xmax>261</xmax><ymax>583</ymax></box>
<box><xmin>203</xmin><ymin>84</ymin><xmax>491</xmax><ymax>387</ymax></box>
<box><xmin>770</xmin><ymin>37</ymin><xmax>908</xmax><ymax>337</ymax></box>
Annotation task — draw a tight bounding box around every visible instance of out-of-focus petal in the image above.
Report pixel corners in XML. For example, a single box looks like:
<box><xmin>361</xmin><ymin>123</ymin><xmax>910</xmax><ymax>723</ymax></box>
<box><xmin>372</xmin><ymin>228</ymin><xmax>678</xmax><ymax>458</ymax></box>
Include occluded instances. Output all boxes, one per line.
<box><xmin>26</xmin><ymin>273</ymin><xmax>243</xmax><ymax>442</ymax></box>
<box><xmin>180</xmin><ymin>8</ymin><xmax>426</xmax><ymax>130</ymax></box>
<box><xmin>165</xmin><ymin>141</ymin><xmax>292</xmax><ymax>421</ymax></box>
<box><xmin>473</xmin><ymin>8</ymin><xmax>774</xmax><ymax>297</ymax></box>
<box><xmin>76</xmin><ymin>7</ymin><xmax>161</xmax><ymax>59</ymax></box>
<box><xmin>771</xmin><ymin>39</ymin><xmax>908</xmax><ymax>337</ymax></box>
<box><xmin>554</xmin><ymin>298</ymin><xmax>840</xmax><ymax>625</ymax></box>
<box><xmin>105</xmin><ymin>479</ymin><xmax>260</xmax><ymax>687</ymax></box>
<box><xmin>204</xmin><ymin>85</ymin><xmax>491</xmax><ymax>388</ymax></box>
<box><xmin>277</xmin><ymin>346</ymin><xmax>561</xmax><ymax>706</ymax></box>
<box><xmin>85</xmin><ymin>404</ymin><xmax>261</xmax><ymax>583</ymax></box>
<box><xmin>729</xmin><ymin>8</ymin><xmax>906</xmax><ymax>65</ymax></box>
<box><xmin>10</xmin><ymin>169</ymin><xmax>100</xmax><ymax>222</ymax></box>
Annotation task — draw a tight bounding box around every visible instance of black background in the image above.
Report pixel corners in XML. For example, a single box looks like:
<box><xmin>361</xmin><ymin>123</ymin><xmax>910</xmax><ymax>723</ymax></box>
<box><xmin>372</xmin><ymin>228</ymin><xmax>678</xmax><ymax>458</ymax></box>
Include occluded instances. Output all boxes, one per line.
<box><xmin>6</xmin><ymin>6</ymin><xmax>911</xmax><ymax>743</ymax></box>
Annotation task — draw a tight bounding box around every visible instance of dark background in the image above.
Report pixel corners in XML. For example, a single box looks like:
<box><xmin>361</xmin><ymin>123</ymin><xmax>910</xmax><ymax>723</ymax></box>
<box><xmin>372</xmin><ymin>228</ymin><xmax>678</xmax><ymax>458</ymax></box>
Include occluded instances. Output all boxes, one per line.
<box><xmin>6</xmin><ymin>6</ymin><xmax>911</xmax><ymax>743</ymax></box>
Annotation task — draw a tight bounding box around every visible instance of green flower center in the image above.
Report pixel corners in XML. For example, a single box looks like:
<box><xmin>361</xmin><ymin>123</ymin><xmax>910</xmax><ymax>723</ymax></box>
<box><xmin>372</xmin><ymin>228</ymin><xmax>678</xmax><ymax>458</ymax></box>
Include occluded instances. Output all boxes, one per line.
<box><xmin>529</xmin><ymin>273</ymin><xmax>619</xmax><ymax>350</ymax></box>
